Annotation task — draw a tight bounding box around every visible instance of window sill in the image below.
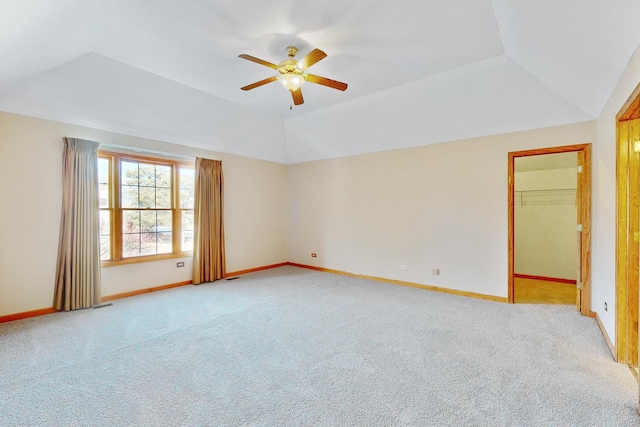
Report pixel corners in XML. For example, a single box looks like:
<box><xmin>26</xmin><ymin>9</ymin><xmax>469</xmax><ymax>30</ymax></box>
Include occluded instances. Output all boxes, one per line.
<box><xmin>101</xmin><ymin>252</ymin><xmax>193</xmax><ymax>267</ymax></box>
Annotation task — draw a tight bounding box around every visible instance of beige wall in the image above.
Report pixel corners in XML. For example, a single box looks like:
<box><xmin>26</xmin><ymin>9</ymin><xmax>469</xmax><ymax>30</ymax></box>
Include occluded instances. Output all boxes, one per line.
<box><xmin>594</xmin><ymin>45</ymin><xmax>640</xmax><ymax>342</ymax></box>
<box><xmin>514</xmin><ymin>168</ymin><xmax>578</xmax><ymax>280</ymax></box>
<box><xmin>288</xmin><ymin>122</ymin><xmax>595</xmax><ymax>298</ymax></box>
<box><xmin>0</xmin><ymin>112</ymin><xmax>288</xmax><ymax>316</ymax></box>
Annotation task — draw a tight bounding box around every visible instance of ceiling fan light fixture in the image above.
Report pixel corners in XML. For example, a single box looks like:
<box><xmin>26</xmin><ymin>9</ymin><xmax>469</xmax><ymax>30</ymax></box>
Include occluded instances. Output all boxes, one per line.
<box><xmin>277</xmin><ymin>73</ymin><xmax>305</xmax><ymax>92</ymax></box>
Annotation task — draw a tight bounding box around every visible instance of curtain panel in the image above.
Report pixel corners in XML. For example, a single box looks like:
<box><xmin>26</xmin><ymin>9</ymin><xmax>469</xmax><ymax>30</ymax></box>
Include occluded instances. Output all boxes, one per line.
<box><xmin>192</xmin><ymin>158</ymin><xmax>225</xmax><ymax>284</ymax></box>
<box><xmin>54</xmin><ymin>137</ymin><xmax>101</xmax><ymax>311</ymax></box>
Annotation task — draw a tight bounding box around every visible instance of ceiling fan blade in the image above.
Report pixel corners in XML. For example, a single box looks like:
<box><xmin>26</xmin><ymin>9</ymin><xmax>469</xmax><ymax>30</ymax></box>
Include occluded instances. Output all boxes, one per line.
<box><xmin>305</xmin><ymin>74</ymin><xmax>348</xmax><ymax>91</ymax></box>
<box><xmin>238</xmin><ymin>54</ymin><xmax>279</xmax><ymax>70</ymax></box>
<box><xmin>297</xmin><ymin>48</ymin><xmax>327</xmax><ymax>70</ymax></box>
<box><xmin>291</xmin><ymin>88</ymin><xmax>304</xmax><ymax>105</ymax></box>
<box><xmin>241</xmin><ymin>76</ymin><xmax>277</xmax><ymax>91</ymax></box>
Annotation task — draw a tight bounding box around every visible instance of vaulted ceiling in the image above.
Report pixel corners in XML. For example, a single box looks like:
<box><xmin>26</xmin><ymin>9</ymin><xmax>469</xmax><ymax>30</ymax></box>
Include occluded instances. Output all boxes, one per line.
<box><xmin>1</xmin><ymin>1</ymin><xmax>639</xmax><ymax>163</ymax></box>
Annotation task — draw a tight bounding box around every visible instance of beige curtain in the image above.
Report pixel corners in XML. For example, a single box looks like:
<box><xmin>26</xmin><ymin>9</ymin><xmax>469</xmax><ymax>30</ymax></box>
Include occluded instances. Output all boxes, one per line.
<box><xmin>54</xmin><ymin>137</ymin><xmax>101</xmax><ymax>311</ymax></box>
<box><xmin>192</xmin><ymin>158</ymin><xmax>225</xmax><ymax>284</ymax></box>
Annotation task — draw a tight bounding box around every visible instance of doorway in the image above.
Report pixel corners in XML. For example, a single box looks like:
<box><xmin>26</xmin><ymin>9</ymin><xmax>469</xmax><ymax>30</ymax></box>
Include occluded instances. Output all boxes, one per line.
<box><xmin>508</xmin><ymin>144</ymin><xmax>592</xmax><ymax>315</ymax></box>
<box><xmin>616</xmin><ymin>82</ymin><xmax>640</xmax><ymax>368</ymax></box>
<box><xmin>513</xmin><ymin>152</ymin><xmax>578</xmax><ymax>304</ymax></box>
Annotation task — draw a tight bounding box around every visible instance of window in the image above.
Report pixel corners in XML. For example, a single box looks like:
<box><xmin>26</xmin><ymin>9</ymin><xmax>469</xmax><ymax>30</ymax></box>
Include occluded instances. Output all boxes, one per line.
<box><xmin>98</xmin><ymin>151</ymin><xmax>194</xmax><ymax>264</ymax></box>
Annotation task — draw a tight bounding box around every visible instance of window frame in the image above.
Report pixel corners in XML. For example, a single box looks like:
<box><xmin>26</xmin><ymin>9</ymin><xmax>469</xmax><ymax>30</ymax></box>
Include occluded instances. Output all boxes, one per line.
<box><xmin>98</xmin><ymin>150</ymin><xmax>194</xmax><ymax>266</ymax></box>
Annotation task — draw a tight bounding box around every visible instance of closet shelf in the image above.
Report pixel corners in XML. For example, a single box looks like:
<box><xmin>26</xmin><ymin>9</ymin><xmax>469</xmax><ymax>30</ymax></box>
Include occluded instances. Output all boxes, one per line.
<box><xmin>515</xmin><ymin>188</ymin><xmax>576</xmax><ymax>206</ymax></box>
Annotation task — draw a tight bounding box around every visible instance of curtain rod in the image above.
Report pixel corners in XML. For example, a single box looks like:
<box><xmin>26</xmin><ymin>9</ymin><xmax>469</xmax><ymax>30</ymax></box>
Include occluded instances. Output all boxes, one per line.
<box><xmin>98</xmin><ymin>143</ymin><xmax>195</xmax><ymax>161</ymax></box>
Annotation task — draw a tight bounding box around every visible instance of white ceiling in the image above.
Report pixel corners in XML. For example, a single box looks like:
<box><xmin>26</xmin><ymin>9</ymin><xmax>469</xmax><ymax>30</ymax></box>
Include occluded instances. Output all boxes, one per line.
<box><xmin>0</xmin><ymin>0</ymin><xmax>639</xmax><ymax>164</ymax></box>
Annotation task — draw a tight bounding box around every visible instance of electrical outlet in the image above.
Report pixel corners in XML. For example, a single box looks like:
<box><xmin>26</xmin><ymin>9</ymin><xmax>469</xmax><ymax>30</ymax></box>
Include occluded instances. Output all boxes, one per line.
<box><xmin>432</xmin><ymin>268</ymin><xmax>440</xmax><ymax>275</ymax></box>
<box><xmin>311</xmin><ymin>253</ymin><xmax>317</xmax><ymax>258</ymax></box>
<box><xmin>604</xmin><ymin>302</ymin><xmax>608</xmax><ymax>312</ymax></box>
<box><xmin>400</xmin><ymin>265</ymin><xmax>407</xmax><ymax>270</ymax></box>
<box><xmin>177</xmin><ymin>262</ymin><xmax>185</xmax><ymax>268</ymax></box>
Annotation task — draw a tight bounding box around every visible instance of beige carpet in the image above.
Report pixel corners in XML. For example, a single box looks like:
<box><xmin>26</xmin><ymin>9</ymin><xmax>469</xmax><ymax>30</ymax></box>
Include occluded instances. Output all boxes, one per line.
<box><xmin>0</xmin><ymin>266</ymin><xmax>637</xmax><ymax>426</ymax></box>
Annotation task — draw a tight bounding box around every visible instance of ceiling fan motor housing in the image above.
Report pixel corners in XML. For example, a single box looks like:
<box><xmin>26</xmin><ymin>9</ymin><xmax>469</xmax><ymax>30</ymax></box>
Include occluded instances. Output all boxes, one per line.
<box><xmin>279</xmin><ymin>46</ymin><xmax>304</xmax><ymax>76</ymax></box>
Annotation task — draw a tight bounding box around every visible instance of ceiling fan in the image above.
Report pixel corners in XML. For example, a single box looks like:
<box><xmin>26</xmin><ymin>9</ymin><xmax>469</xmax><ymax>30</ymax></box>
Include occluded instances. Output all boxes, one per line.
<box><xmin>238</xmin><ymin>46</ymin><xmax>348</xmax><ymax>106</ymax></box>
